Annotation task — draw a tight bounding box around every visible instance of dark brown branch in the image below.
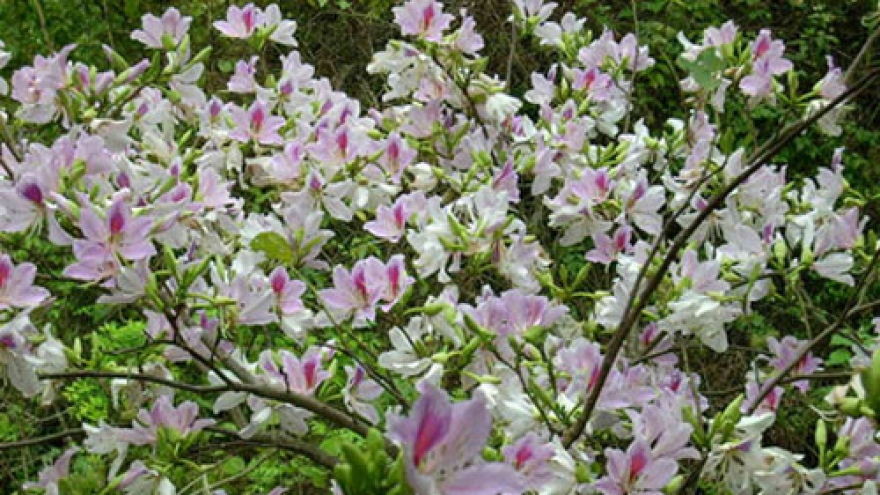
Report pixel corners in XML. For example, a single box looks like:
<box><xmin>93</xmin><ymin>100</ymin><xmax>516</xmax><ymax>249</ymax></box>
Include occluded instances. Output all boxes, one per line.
<box><xmin>206</xmin><ymin>427</ymin><xmax>339</xmax><ymax>470</ymax></box>
<box><xmin>562</xmin><ymin>67</ymin><xmax>880</xmax><ymax>448</ymax></box>
<box><xmin>747</xmin><ymin>247</ymin><xmax>880</xmax><ymax>414</ymax></box>
<box><xmin>39</xmin><ymin>370</ymin><xmax>229</xmax><ymax>394</ymax></box>
<box><xmin>0</xmin><ymin>428</ymin><xmax>84</xmax><ymax>451</ymax></box>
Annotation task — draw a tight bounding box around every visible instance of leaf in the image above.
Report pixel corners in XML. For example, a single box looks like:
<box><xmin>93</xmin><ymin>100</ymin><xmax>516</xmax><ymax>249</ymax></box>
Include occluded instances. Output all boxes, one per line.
<box><xmin>222</xmin><ymin>456</ymin><xmax>247</xmax><ymax>476</ymax></box>
<box><xmin>677</xmin><ymin>49</ymin><xmax>725</xmax><ymax>91</ymax></box>
<box><xmin>251</xmin><ymin>232</ymin><xmax>294</xmax><ymax>264</ymax></box>
<box><xmin>827</xmin><ymin>348</ymin><xmax>852</xmax><ymax>367</ymax></box>
<box><xmin>217</xmin><ymin>59</ymin><xmax>235</xmax><ymax>74</ymax></box>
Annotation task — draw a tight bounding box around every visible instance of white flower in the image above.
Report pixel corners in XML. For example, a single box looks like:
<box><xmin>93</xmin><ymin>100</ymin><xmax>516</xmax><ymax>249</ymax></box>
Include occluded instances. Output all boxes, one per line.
<box><xmin>264</xmin><ymin>5</ymin><xmax>297</xmax><ymax>46</ymax></box>
<box><xmin>813</xmin><ymin>252</ymin><xmax>854</xmax><ymax>286</ymax></box>
<box><xmin>378</xmin><ymin>318</ymin><xmax>433</xmax><ymax>377</ymax></box>
<box><xmin>484</xmin><ymin>93</ymin><xmax>522</xmax><ymax>122</ymax></box>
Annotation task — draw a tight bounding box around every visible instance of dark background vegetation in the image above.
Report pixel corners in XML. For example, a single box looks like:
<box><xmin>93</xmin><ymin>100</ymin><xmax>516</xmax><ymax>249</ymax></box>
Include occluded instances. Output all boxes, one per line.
<box><xmin>0</xmin><ymin>0</ymin><xmax>878</xmax><ymax>493</ymax></box>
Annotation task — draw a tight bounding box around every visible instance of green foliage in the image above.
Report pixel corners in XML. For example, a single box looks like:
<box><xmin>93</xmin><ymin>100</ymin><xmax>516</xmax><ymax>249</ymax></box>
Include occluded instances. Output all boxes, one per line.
<box><xmin>62</xmin><ymin>379</ymin><xmax>110</xmax><ymax>423</ymax></box>
<box><xmin>332</xmin><ymin>429</ymin><xmax>411</xmax><ymax>495</ymax></box>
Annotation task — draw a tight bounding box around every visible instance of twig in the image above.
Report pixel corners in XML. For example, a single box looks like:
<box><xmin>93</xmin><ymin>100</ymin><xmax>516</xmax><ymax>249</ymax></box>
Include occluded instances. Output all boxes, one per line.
<box><xmin>29</xmin><ymin>0</ymin><xmax>55</xmax><ymax>52</ymax></box>
<box><xmin>0</xmin><ymin>429</ymin><xmax>83</xmax><ymax>452</ymax></box>
<box><xmin>622</xmin><ymin>0</ymin><xmax>641</xmax><ymax>133</ymax></box>
<box><xmin>505</xmin><ymin>17</ymin><xmax>517</xmax><ymax>91</ymax></box>
<box><xmin>844</xmin><ymin>25</ymin><xmax>880</xmax><ymax>85</ymax></box>
<box><xmin>562</xmin><ymin>67</ymin><xmax>880</xmax><ymax>448</ymax></box>
<box><xmin>207</xmin><ymin>426</ymin><xmax>339</xmax><ymax>469</ymax></box>
<box><xmin>39</xmin><ymin>370</ymin><xmax>229</xmax><ymax>394</ymax></box>
<box><xmin>747</xmin><ymin>247</ymin><xmax>880</xmax><ymax>414</ymax></box>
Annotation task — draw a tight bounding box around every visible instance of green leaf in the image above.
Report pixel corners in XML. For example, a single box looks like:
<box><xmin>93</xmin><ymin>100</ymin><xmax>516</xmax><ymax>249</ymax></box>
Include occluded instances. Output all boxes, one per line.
<box><xmin>827</xmin><ymin>348</ymin><xmax>852</xmax><ymax>367</ymax></box>
<box><xmin>251</xmin><ymin>232</ymin><xmax>294</xmax><ymax>264</ymax></box>
<box><xmin>677</xmin><ymin>49</ymin><xmax>725</xmax><ymax>91</ymax></box>
<box><xmin>222</xmin><ymin>456</ymin><xmax>247</xmax><ymax>476</ymax></box>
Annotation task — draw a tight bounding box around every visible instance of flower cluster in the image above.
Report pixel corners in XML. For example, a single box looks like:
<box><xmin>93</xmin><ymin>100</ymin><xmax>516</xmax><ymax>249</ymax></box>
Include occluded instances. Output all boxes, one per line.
<box><xmin>2</xmin><ymin>1</ymin><xmax>878</xmax><ymax>494</ymax></box>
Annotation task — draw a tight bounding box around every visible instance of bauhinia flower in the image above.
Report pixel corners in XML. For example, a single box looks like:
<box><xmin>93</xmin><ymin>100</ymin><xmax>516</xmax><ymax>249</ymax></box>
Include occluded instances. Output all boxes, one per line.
<box><xmin>343</xmin><ymin>364</ymin><xmax>383</xmax><ymax>424</ymax></box>
<box><xmin>387</xmin><ymin>382</ymin><xmax>526</xmax><ymax>494</ymax></box>
<box><xmin>0</xmin><ymin>254</ymin><xmax>50</xmax><ymax>310</ymax></box>
<box><xmin>766</xmin><ymin>336</ymin><xmax>823</xmax><ymax>393</ymax></box>
<box><xmin>213</xmin><ymin>3</ymin><xmax>297</xmax><ymax>46</ymax></box>
<box><xmin>213</xmin><ymin>3</ymin><xmax>263</xmax><ymax>39</ymax></box>
<box><xmin>22</xmin><ymin>448</ymin><xmax>78</xmax><ymax>495</ymax></box>
<box><xmin>393</xmin><ymin>0</ymin><xmax>454</xmax><ymax>42</ymax></box>
<box><xmin>739</xmin><ymin>29</ymin><xmax>793</xmax><ymax>100</ymax></box>
<box><xmin>115</xmin><ymin>396</ymin><xmax>215</xmax><ymax>446</ymax></box>
<box><xmin>131</xmin><ymin>7</ymin><xmax>192</xmax><ymax>49</ymax></box>
<box><xmin>229</xmin><ymin>100</ymin><xmax>285</xmax><ymax>146</ymax></box>
<box><xmin>593</xmin><ymin>440</ymin><xmax>678</xmax><ymax>495</ymax></box>
<box><xmin>319</xmin><ymin>255</ymin><xmax>414</xmax><ymax>326</ymax></box>
<box><xmin>63</xmin><ymin>194</ymin><xmax>156</xmax><ymax>282</ymax></box>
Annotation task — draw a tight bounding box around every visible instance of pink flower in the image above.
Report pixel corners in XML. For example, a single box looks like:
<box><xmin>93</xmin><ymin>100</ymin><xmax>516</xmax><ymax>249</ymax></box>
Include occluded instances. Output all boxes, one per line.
<box><xmin>739</xmin><ymin>29</ymin><xmax>792</xmax><ymax>100</ymax></box>
<box><xmin>11</xmin><ymin>45</ymin><xmax>74</xmax><ymax>123</ymax></box>
<box><xmin>229</xmin><ymin>100</ymin><xmax>285</xmax><ymax>146</ymax></box>
<box><xmin>492</xmin><ymin>158</ymin><xmax>520</xmax><ymax>202</ymax></box>
<box><xmin>594</xmin><ymin>440</ymin><xmax>678</xmax><ymax>495</ymax></box>
<box><xmin>572</xmin><ymin>66</ymin><xmax>615</xmax><ymax>101</ymax></box>
<box><xmin>365</xmin><ymin>199</ymin><xmax>411</xmax><ymax>243</ymax></box>
<box><xmin>704</xmin><ymin>21</ymin><xmax>738</xmax><ymax>47</ymax></box>
<box><xmin>63</xmin><ymin>195</ymin><xmax>156</xmax><ymax>282</ymax></box>
<box><xmin>377</xmin><ymin>132</ymin><xmax>417</xmax><ymax>183</ymax></box>
<box><xmin>213</xmin><ymin>271</ymin><xmax>276</xmax><ymax>326</ymax></box>
<box><xmin>23</xmin><ymin>448</ymin><xmax>78</xmax><ymax>494</ymax></box>
<box><xmin>393</xmin><ymin>0</ymin><xmax>454</xmax><ymax>42</ymax></box>
<box><xmin>503</xmin><ymin>433</ymin><xmax>556</xmax><ymax>490</ymax></box>
<box><xmin>214</xmin><ymin>3</ymin><xmax>263</xmax><ymax>39</ymax></box>
<box><xmin>381</xmin><ymin>254</ymin><xmax>415</xmax><ymax>310</ymax></box>
<box><xmin>319</xmin><ymin>258</ymin><xmax>386</xmax><ymax>326</ymax></box>
<box><xmin>744</xmin><ymin>381</ymin><xmax>784</xmax><ymax>415</ymax></box>
<box><xmin>307</xmin><ymin>124</ymin><xmax>368</xmax><ymax>167</ymax></box>
<box><xmin>269</xmin><ymin>267</ymin><xmax>306</xmax><ymax>315</ymax></box>
<box><xmin>766</xmin><ymin>336</ymin><xmax>822</xmax><ymax>393</ymax></box>
<box><xmin>0</xmin><ymin>254</ymin><xmax>50</xmax><ymax>310</ymax></box>
<box><xmin>463</xmin><ymin>289</ymin><xmax>567</xmax><ymax>341</ymax></box>
<box><xmin>260</xmin><ymin>348</ymin><xmax>329</xmax><ymax>395</ymax></box>
<box><xmin>818</xmin><ymin>56</ymin><xmax>846</xmax><ymax>100</ymax></box>
<box><xmin>454</xmin><ymin>12</ymin><xmax>484</xmax><ymax>55</ymax></box>
<box><xmin>116</xmin><ymin>396</ymin><xmax>215</xmax><ymax>445</ymax></box>
<box><xmin>118</xmin><ymin>461</ymin><xmax>176</xmax><ymax>494</ymax></box>
<box><xmin>343</xmin><ymin>364</ymin><xmax>383</xmax><ymax>424</ymax></box>
<box><xmin>227</xmin><ymin>56</ymin><xmax>259</xmax><ymax>93</ymax></box>
<box><xmin>814</xmin><ymin>207</ymin><xmax>863</xmax><ymax>256</ymax></box>
<box><xmin>387</xmin><ymin>383</ymin><xmax>526</xmax><ymax>494</ymax></box>
<box><xmin>131</xmin><ymin>7</ymin><xmax>192</xmax><ymax>49</ymax></box>
<box><xmin>586</xmin><ymin>225</ymin><xmax>634</xmax><ymax>264</ymax></box>
<box><xmin>365</xmin><ymin>192</ymin><xmax>425</xmax><ymax>243</ymax></box>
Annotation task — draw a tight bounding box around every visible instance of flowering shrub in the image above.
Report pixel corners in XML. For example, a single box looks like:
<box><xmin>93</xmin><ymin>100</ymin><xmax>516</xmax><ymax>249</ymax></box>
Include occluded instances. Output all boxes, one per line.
<box><xmin>1</xmin><ymin>0</ymin><xmax>879</xmax><ymax>493</ymax></box>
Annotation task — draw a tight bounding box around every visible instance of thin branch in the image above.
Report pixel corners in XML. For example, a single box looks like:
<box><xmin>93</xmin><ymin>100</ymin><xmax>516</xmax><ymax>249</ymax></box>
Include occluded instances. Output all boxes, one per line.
<box><xmin>747</xmin><ymin>247</ymin><xmax>880</xmax><ymax>414</ymax></box>
<box><xmin>0</xmin><ymin>429</ymin><xmax>83</xmax><ymax>452</ymax></box>
<box><xmin>207</xmin><ymin>427</ymin><xmax>339</xmax><ymax>470</ymax></box>
<box><xmin>29</xmin><ymin>0</ymin><xmax>55</xmax><ymax>52</ymax></box>
<box><xmin>505</xmin><ymin>18</ymin><xmax>517</xmax><ymax>91</ymax></box>
<box><xmin>39</xmin><ymin>370</ymin><xmax>229</xmax><ymax>394</ymax></box>
<box><xmin>562</xmin><ymin>67</ymin><xmax>880</xmax><ymax>448</ymax></box>
<box><xmin>845</xmin><ymin>24</ymin><xmax>880</xmax><ymax>85</ymax></box>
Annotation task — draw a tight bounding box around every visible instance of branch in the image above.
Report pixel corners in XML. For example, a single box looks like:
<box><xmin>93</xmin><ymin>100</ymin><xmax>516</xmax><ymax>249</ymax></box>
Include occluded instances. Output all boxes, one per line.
<box><xmin>747</xmin><ymin>246</ymin><xmax>880</xmax><ymax>414</ymax></box>
<box><xmin>39</xmin><ymin>370</ymin><xmax>229</xmax><ymax>394</ymax></box>
<box><xmin>40</xmin><ymin>367</ymin><xmax>372</xmax><ymax>440</ymax></box>
<box><xmin>206</xmin><ymin>426</ymin><xmax>339</xmax><ymax>470</ymax></box>
<box><xmin>562</xmin><ymin>67</ymin><xmax>880</xmax><ymax>448</ymax></box>
<box><xmin>0</xmin><ymin>428</ymin><xmax>83</xmax><ymax>452</ymax></box>
<box><xmin>845</xmin><ymin>24</ymin><xmax>880</xmax><ymax>85</ymax></box>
